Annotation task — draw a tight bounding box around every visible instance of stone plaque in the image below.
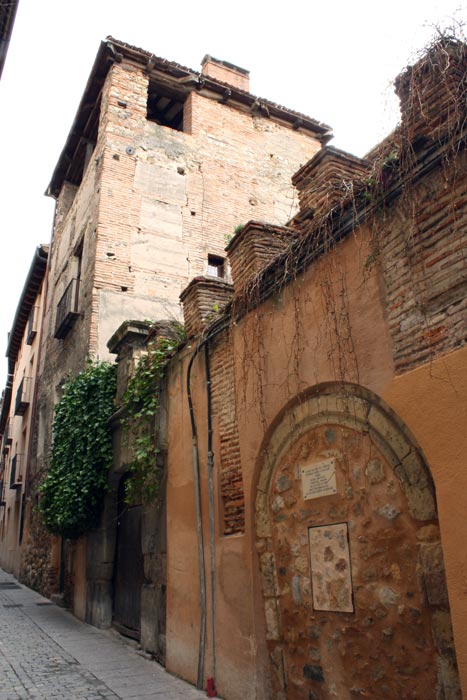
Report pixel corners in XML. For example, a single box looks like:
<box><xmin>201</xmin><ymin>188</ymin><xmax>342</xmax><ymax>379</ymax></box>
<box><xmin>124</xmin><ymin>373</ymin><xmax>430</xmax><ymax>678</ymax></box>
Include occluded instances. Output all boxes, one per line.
<box><xmin>308</xmin><ymin>522</ymin><xmax>354</xmax><ymax>613</ymax></box>
<box><xmin>301</xmin><ymin>458</ymin><xmax>337</xmax><ymax>501</ymax></box>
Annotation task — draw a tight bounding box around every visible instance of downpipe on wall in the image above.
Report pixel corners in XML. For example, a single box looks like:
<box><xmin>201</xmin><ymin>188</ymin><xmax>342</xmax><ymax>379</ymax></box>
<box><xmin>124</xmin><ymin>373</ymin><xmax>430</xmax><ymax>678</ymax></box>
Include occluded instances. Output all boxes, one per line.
<box><xmin>186</xmin><ymin>320</ymin><xmax>227</xmax><ymax>694</ymax></box>
<box><xmin>187</xmin><ymin>351</ymin><xmax>207</xmax><ymax>690</ymax></box>
<box><xmin>204</xmin><ymin>344</ymin><xmax>217</xmax><ymax>694</ymax></box>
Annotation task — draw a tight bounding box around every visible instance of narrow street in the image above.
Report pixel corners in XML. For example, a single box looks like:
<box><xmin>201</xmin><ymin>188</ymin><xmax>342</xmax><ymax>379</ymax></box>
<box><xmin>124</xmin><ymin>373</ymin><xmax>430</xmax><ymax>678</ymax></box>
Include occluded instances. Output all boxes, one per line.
<box><xmin>0</xmin><ymin>569</ymin><xmax>206</xmax><ymax>700</ymax></box>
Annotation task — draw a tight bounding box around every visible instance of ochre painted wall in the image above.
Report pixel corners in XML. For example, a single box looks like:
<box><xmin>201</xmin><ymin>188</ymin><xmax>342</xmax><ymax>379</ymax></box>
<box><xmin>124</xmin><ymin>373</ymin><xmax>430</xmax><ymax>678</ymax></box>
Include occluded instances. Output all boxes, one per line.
<box><xmin>166</xmin><ymin>222</ymin><xmax>465</xmax><ymax>698</ymax></box>
<box><xmin>383</xmin><ymin>346</ymin><xmax>467</xmax><ymax>691</ymax></box>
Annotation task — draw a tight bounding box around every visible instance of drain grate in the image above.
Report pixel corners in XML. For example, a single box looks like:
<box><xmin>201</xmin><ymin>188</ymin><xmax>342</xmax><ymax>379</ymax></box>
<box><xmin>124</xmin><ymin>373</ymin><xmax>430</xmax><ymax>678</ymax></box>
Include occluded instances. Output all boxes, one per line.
<box><xmin>36</xmin><ymin>602</ymin><xmax>53</xmax><ymax>606</ymax></box>
<box><xmin>0</xmin><ymin>582</ymin><xmax>20</xmax><ymax>590</ymax></box>
<box><xmin>3</xmin><ymin>604</ymin><xmax>23</xmax><ymax>608</ymax></box>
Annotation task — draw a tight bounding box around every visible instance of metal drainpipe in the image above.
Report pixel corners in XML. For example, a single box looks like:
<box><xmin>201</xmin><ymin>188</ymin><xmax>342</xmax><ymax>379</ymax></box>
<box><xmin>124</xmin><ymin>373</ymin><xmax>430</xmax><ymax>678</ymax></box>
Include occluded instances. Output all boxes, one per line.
<box><xmin>187</xmin><ymin>350</ymin><xmax>207</xmax><ymax>690</ymax></box>
<box><xmin>204</xmin><ymin>344</ymin><xmax>217</xmax><ymax>687</ymax></box>
<box><xmin>186</xmin><ymin>321</ymin><xmax>227</xmax><ymax>692</ymax></box>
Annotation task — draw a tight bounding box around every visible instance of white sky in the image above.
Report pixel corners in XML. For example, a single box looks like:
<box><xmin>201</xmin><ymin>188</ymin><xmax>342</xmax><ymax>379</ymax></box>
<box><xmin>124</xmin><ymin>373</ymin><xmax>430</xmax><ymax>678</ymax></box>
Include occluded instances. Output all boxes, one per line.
<box><xmin>0</xmin><ymin>0</ymin><xmax>465</xmax><ymax>389</ymax></box>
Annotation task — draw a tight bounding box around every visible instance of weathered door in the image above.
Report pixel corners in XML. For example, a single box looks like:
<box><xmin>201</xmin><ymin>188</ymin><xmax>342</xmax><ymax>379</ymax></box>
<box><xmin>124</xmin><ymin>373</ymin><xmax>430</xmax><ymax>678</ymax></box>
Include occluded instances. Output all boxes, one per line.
<box><xmin>113</xmin><ymin>475</ymin><xmax>144</xmax><ymax>639</ymax></box>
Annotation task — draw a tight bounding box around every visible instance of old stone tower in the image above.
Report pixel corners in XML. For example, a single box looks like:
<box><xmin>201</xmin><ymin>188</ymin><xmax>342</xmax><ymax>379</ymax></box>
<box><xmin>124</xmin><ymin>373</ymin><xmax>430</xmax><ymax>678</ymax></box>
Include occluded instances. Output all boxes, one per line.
<box><xmin>22</xmin><ymin>36</ymin><xmax>330</xmax><ymax>600</ymax></box>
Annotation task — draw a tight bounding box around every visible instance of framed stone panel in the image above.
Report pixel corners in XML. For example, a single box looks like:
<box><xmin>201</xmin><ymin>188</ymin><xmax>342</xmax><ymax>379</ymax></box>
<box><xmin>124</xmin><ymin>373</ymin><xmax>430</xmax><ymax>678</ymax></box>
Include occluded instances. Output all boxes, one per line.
<box><xmin>300</xmin><ymin>457</ymin><xmax>337</xmax><ymax>500</ymax></box>
<box><xmin>308</xmin><ymin>522</ymin><xmax>354</xmax><ymax>613</ymax></box>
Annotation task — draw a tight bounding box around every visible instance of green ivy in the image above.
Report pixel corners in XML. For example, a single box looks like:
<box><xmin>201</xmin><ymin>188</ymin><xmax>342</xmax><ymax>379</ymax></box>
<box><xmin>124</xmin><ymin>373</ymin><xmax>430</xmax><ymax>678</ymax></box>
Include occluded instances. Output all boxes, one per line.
<box><xmin>39</xmin><ymin>360</ymin><xmax>116</xmax><ymax>540</ymax></box>
<box><xmin>121</xmin><ymin>326</ymin><xmax>184</xmax><ymax>505</ymax></box>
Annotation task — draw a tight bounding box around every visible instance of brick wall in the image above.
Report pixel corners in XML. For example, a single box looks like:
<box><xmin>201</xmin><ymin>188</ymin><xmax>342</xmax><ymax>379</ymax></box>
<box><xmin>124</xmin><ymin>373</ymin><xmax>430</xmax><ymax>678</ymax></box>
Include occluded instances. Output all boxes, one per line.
<box><xmin>210</xmin><ymin>332</ymin><xmax>245</xmax><ymax>535</ymax></box>
<box><xmin>180</xmin><ymin>277</ymin><xmax>233</xmax><ymax>338</ymax></box>
<box><xmin>381</xmin><ymin>160</ymin><xmax>467</xmax><ymax>373</ymax></box>
<box><xmin>27</xmin><ymin>46</ymin><xmax>323</xmax><ymax>598</ymax></box>
<box><xmin>92</xmin><ymin>64</ymin><xmax>321</xmax><ymax>357</ymax></box>
<box><xmin>292</xmin><ymin>146</ymin><xmax>368</xmax><ymax>222</ymax></box>
<box><xmin>226</xmin><ymin>221</ymin><xmax>297</xmax><ymax>292</ymax></box>
<box><xmin>380</xmin><ymin>41</ymin><xmax>467</xmax><ymax>374</ymax></box>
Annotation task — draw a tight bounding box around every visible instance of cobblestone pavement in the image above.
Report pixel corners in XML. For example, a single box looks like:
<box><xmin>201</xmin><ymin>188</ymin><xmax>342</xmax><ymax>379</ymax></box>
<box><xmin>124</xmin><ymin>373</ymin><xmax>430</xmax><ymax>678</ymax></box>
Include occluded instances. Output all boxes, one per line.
<box><xmin>0</xmin><ymin>568</ymin><xmax>207</xmax><ymax>700</ymax></box>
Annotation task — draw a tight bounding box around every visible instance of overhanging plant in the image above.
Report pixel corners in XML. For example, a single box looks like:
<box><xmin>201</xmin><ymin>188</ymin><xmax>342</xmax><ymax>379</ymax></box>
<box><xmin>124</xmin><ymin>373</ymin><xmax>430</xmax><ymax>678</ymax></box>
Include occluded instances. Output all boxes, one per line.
<box><xmin>121</xmin><ymin>323</ymin><xmax>184</xmax><ymax>505</ymax></box>
<box><xmin>39</xmin><ymin>360</ymin><xmax>116</xmax><ymax>539</ymax></box>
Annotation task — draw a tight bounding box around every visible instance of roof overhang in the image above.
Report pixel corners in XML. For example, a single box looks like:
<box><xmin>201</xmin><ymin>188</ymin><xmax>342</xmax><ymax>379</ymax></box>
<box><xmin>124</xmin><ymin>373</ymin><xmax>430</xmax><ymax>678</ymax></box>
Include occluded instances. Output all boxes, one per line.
<box><xmin>0</xmin><ymin>0</ymin><xmax>19</xmax><ymax>79</ymax></box>
<box><xmin>47</xmin><ymin>37</ymin><xmax>333</xmax><ymax>199</ymax></box>
<box><xmin>0</xmin><ymin>244</ymin><xmax>48</xmax><ymax>436</ymax></box>
<box><xmin>5</xmin><ymin>244</ymin><xmax>48</xmax><ymax>365</ymax></box>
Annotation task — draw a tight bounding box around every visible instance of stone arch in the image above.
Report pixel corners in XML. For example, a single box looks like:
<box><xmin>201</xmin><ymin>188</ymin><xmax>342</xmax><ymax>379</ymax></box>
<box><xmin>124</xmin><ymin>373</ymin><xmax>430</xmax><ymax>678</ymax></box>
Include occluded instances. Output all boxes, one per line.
<box><xmin>254</xmin><ymin>382</ymin><xmax>459</xmax><ymax>700</ymax></box>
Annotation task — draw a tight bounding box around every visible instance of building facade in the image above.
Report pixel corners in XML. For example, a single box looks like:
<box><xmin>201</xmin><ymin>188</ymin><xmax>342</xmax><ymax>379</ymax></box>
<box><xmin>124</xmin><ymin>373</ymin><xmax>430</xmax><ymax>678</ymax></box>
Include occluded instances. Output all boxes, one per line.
<box><xmin>20</xmin><ymin>37</ymin><xmax>329</xmax><ymax>615</ymax></box>
<box><xmin>120</xmin><ymin>39</ymin><xmax>465</xmax><ymax>700</ymax></box>
<box><xmin>0</xmin><ymin>245</ymin><xmax>48</xmax><ymax>577</ymax></box>
<box><xmin>2</xmin><ymin>33</ymin><xmax>467</xmax><ymax>700</ymax></box>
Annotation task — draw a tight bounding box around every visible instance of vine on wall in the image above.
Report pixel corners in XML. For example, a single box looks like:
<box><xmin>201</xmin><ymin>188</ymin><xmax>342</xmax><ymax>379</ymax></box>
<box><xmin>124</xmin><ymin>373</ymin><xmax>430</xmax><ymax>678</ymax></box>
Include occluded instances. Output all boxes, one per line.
<box><xmin>121</xmin><ymin>324</ymin><xmax>184</xmax><ymax>505</ymax></box>
<box><xmin>39</xmin><ymin>360</ymin><xmax>116</xmax><ymax>540</ymax></box>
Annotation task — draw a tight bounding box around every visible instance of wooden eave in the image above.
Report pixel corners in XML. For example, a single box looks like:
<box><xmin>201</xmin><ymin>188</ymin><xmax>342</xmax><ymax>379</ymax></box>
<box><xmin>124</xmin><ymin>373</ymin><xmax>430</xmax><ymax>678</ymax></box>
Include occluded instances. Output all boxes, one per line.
<box><xmin>5</xmin><ymin>245</ymin><xmax>48</xmax><ymax>365</ymax></box>
<box><xmin>0</xmin><ymin>0</ymin><xmax>19</xmax><ymax>79</ymax></box>
<box><xmin>0</xmin><ymin>244</ymin><xmax>48</xmax><ymax>437</ymax></box>
<box><xmin>46</xmin><ymin>42</ymin><xmax>112</xmax><ymax>198</ymax></box>
<box><xmin>0</xmin><ymin>384</ymin><xmax>12</xmax><ymax>437</ymax></box>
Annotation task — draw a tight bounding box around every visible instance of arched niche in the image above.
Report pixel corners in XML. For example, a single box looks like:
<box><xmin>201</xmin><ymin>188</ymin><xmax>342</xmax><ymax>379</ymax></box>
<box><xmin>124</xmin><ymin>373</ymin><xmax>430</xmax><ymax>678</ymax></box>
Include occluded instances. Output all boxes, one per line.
<box><xmin>254</xmin><ymin>383</ymin><xmax>459</xmax><ymax>700</ymax></box>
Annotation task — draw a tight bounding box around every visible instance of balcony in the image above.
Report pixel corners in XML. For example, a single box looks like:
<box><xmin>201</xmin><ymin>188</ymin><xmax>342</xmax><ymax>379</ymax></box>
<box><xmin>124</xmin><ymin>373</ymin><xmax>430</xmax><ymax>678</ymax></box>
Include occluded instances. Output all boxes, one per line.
<box><xmin>54</xmin><ymin>278</ymin><xmax>80</xmax><ymax>340</ymax></box>
<box><xmin>2</xmin><ymin>419</ymin><xmax>12</xmax><ymax>454</ymax></box>
<box><xmin>9</xmin><ymin>454</ymin><xmax>23</xmax><ymax>489</ymax></box>
<box><xmin>0</xmin><ymin>480</ymin><xmax>5</xmax><ymax>506</ymax></box>
<box><xmin>4</xmin><ymin>418</ymin><xmax>12</xmax><ymax>445</ymax></box>
<box><xmin>26</xmin><ymin>305</ymin><xmax>40</xmax><ymax>344</ymax></box>
<box><xmin>14</xmin><ymin>377</ymin><xmax>31</xmax><ymax>416</ymax></box>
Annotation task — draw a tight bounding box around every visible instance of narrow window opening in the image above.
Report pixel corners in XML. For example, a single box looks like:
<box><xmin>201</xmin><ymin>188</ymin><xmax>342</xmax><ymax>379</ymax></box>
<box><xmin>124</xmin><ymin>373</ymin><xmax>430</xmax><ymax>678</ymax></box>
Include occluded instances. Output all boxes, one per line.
<box><xmin>207</xmin><ymin>255</ymin><xmax>225</xmax><ymax>278</ymax></box>
<box><xmin>147</xmin><ymin>82</ymin><xmax>186</xmax><ymax>131</ymax></box>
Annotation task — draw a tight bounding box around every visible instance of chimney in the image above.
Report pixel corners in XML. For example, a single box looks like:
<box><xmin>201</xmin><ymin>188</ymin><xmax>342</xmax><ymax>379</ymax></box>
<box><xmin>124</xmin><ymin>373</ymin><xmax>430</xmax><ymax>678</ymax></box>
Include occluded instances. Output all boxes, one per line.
<box><xmin>225</xmin><ymin>220</ymin><xmax>297</xmax><ymax>292</ymax></box>
<box><xmin>291</xmin><ymin>146</ymin><xmax>368</xmax><ymax>227</ymax></box>
<box><xmin>201</xmin><ymin>55</ymin><xmax>250</xmax><ymax>92</ymax></box>
<box><xmin>180</xmin><ymin>277</ymin><xmax>233</xmax><ymax>338</ymax></box>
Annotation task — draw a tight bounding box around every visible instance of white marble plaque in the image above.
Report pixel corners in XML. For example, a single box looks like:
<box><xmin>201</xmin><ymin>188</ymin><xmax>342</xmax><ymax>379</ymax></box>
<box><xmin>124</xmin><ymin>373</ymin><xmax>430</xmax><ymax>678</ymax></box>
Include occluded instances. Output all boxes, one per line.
<box><xmin>301</xmin><ymin>458</ymin><xmax>337</xmax><ymax>501</ymax></box>
<box><xmin>308</xmin><ymin>522</ymin><xmax>354</xmax><ymax>613</ymax></box>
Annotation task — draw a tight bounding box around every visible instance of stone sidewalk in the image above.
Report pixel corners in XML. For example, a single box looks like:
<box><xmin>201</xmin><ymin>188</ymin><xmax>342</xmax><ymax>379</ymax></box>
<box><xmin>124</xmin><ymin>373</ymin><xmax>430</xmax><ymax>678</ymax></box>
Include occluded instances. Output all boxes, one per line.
<box><xmin>0</xmin><ymin>568</ymin><xmax>207</xmax><ymax>700</ymax></box>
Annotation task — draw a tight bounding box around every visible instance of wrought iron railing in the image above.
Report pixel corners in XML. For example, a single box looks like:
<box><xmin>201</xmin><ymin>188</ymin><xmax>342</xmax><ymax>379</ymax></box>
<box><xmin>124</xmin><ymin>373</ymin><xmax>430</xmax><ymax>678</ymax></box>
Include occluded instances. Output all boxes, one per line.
<box><xmin>4</xmin><ymin>418</ymin><xmax>12</xmax><ymax>444</ymax></box>
<box><xmin>54</xmin><ymin>278</ymin><xmax>80</xmax><ymax>339</ymax></box>
<box><xmin>9</xmin><ymin>453</ymin><xmax>23</xmax><ymax>489</ymax></box>
<box><xmin>2</xmin><ymin>419</ymin><xmax>12</xmax><ymax>454</ymax></box>
<box><xmin>14</xmin><ymin>377</ymin><xmax>31</xmax><ymax>416</ymax></box>
<box><xmin>26</xmin><ymin>305</ymin><xmax>39</xmax><ymax>344</ymax></box>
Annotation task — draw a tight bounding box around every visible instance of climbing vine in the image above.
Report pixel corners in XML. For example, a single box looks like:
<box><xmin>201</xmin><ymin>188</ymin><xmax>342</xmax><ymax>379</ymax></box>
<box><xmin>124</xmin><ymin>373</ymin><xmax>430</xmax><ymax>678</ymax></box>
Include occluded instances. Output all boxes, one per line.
<box><xmin>227</xmin><ymin>28</ymin><xmax>467</xmax><ymax>435</ymax></box>
<box><xmin>39</xmin><ymin>360</ymin><xmax>116</xmax><ymax>540</ymax></box>
<box><xmin>121</xmin><ymin>323</ymin><xmax>185</xmax><ymax>505</ymax></box>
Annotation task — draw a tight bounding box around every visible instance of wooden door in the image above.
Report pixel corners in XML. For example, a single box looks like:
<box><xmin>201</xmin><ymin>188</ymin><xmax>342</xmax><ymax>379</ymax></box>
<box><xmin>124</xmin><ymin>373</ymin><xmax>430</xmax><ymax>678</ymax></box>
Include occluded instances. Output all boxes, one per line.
<box><xmin>113</xmin><ymin>475</ymin><xmax>144</xmax><ymax>639</ymax></box>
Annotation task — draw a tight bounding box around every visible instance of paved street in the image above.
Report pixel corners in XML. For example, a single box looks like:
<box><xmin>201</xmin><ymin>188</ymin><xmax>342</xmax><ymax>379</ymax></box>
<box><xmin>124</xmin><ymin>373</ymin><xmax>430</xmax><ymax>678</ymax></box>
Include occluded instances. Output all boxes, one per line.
<box><xmin>0</xmin><ymin>568</ymin><xmax>207</xmax><ymax>700</ymax></box>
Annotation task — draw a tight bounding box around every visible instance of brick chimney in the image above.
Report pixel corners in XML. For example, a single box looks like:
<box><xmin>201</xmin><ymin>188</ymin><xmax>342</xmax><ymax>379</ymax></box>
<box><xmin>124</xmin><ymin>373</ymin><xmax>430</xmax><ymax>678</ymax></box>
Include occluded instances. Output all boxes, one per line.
<box><xmin>225</xmin><ymin>220</ymin><xmax>297</xmax><ymax>292</ymax></box>
<box><xmin>291</xmin><ymin>146</ymin><xmax>368</xmax><ymax>227</ymax></box>
<box><xmin>201</xmin><ymin>55</ymin><xmax>250</xmax><ymax>92</ymax></box>
<box><xmin>180</xmin><ymin>276</ymin><xmax>233</xmax><ymax>338</ymax></box>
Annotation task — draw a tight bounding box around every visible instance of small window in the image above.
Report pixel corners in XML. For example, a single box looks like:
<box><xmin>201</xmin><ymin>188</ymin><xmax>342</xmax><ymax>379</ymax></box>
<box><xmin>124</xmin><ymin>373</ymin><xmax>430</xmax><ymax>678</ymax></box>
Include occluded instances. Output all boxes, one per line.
<box><xmin>147</xmin><ymin>82</ymin><xmax>186</xmax><ymax>131</ymax></box>
<box><xmin>207</xmin><ymin>255</ymin><xmax>225</xmax><ymax>278</ymax></box>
